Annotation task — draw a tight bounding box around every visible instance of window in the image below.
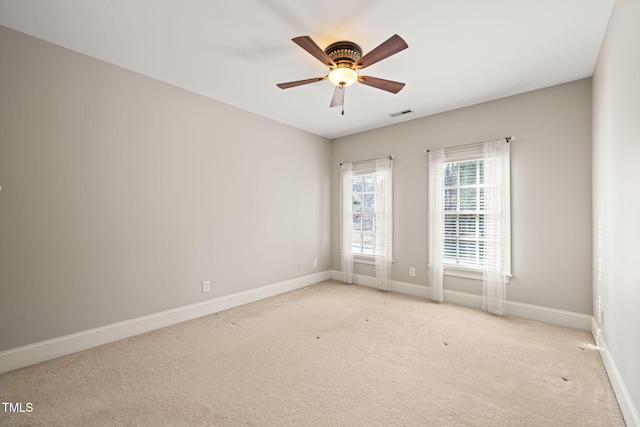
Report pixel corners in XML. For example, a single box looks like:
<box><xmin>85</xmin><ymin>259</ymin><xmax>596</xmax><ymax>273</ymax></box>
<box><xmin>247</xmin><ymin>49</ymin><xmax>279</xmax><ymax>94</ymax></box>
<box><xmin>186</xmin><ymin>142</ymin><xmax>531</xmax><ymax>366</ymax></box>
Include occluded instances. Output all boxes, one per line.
<box><xmin>428</xmin><ymin>140</ymin><xmax>511</xmax><ymax>278</ymax></box>
<box><xmin>443</xmin><ymin>159</ymin><xmax>486</xmax><ymax>268</ymax></box>
<box><xmin>351</xmin><ymin>170</ymin><xmax>376</xmax><ymax>256</ymax></box>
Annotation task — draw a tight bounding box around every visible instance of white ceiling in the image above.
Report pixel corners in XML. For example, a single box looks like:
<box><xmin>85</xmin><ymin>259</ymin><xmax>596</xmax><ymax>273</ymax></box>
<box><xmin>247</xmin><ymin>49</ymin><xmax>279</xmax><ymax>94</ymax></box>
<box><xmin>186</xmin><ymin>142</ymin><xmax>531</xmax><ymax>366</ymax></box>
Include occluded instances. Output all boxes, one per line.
<box><xmin>0</xmin><ymin>0</ymin><xmax>614</xmax><ymax>139</ymax></box>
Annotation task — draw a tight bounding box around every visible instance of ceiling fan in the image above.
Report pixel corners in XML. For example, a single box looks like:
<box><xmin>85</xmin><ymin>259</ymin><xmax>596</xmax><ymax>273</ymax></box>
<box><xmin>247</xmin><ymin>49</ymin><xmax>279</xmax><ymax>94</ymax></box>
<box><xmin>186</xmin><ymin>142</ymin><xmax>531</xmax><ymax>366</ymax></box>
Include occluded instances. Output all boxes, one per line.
<box><xmin>276</xmin><ymin>34</ymin><xmax>408</xmax><ymax>115</ymax></box>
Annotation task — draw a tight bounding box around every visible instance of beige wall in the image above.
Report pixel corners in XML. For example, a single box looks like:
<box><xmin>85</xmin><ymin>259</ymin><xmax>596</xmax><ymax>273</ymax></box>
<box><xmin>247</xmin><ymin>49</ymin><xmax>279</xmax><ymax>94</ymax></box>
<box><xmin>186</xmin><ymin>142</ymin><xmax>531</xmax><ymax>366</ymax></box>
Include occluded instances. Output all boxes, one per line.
<box><xmin>592</xmin><ymin>0</ymin><xmax>640</xmax><ymax>421</ymax></box>
<box><xmin>331</xmin><ymin>79</ymin><xmax>593</xmax><ymax>315</ymax></box>
<box><xmin>0</xmin><ymin>26</ymin><xmax>331</xmax><ymax>351</ymax></box>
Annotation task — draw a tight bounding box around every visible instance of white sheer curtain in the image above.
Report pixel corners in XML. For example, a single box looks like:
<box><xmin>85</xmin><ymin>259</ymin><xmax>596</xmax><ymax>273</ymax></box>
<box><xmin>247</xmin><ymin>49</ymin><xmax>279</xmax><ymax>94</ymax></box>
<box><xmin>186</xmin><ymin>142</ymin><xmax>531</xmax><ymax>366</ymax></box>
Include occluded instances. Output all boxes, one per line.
<box><xmin>428</xmin><ymin>149</ymin><xmax>446</xmax><ymax>302</ymax></box>
<box><xmin>340</xmin><ymin>163</ymin><xmax>354</xmax><ymax>284</ymax></box>
<box><xmin>482</xmin><ymin>140</ymin><xmax>511</xmax><ymax>315</ymax></box>
<box><xmin>374</xmin><ymin>158</ymin><xmax>393</xmax><ymax>291</ymax></box>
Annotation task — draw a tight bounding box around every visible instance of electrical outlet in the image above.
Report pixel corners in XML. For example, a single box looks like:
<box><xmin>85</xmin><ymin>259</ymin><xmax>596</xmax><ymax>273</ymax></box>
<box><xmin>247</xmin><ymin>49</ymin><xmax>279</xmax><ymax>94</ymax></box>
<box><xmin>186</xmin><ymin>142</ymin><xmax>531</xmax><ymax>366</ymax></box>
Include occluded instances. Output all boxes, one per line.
<box><xmin>313</xmin><ymin>259</ymin><xmax>318</xmax><ymax>268</ymax></box>
<box><xmin>409</xmin><ymin>267</ymin><xmax>415</xmax><ymax>277</ymax></box>
<box><xmin>202</xmin><ymin>280</ymin><xmax>211</xmax><ymax>293</ymax></box>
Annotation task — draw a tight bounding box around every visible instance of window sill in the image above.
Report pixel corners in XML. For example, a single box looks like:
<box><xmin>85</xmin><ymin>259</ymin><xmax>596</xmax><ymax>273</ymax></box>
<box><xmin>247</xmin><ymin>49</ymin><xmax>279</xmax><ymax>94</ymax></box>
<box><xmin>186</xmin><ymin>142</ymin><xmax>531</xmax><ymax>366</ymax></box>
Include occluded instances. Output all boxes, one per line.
<box><xmin>354</xmin><ymin>255</ymin><xmax>394</xmax><ymax>265</ymax></box>
<box><xmin>354</xmin><ymin>255</ymin><xmax>375</xmax><ymax>265</ymax></box>
<box><xmin>444</xmin><ymin>265</ymin><xmax>512</xmax><ymax>283</ymax></box>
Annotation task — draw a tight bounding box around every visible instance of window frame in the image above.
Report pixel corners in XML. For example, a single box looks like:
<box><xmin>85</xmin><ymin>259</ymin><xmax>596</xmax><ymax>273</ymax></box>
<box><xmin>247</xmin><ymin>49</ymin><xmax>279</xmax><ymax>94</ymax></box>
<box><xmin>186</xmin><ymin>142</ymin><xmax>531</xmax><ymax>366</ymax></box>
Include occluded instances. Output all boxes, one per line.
<box><xmin>351</xmin><ymin>168</ymin><xmax>377</xmax><ymax>258</ymax></box>
<box><xmin>443</xmin><ymin>158</ymin><xmax>486</xmax><ymax>269</ymax></box>
<box><xmin>348</xmin><ymin>163</ymin><xmax>393</xmax><ymax>265</ymax></box>
<box><xmin>440</xmin><ymin>156</ymin><xmax>512</xmax><ymax>282</ymax></box>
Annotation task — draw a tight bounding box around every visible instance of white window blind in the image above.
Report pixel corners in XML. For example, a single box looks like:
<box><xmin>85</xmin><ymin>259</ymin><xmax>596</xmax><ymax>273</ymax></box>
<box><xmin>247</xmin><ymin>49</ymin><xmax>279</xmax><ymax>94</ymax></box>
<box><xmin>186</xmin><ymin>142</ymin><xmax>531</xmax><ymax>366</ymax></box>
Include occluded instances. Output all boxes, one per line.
<box><xmin>444</xmin><ymin>158</ymin><xmax>486</xmax><ymax>268</ymax></box>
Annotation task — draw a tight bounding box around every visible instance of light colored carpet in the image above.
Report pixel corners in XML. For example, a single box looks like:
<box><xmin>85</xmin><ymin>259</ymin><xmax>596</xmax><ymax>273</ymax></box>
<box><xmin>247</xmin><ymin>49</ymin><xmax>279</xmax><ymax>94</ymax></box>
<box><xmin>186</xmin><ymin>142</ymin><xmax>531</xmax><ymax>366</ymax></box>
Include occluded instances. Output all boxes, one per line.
<box><xmin>0</xmin><ymin>280</ymin><xmax>625</xmax><ymax>426</ymax></box>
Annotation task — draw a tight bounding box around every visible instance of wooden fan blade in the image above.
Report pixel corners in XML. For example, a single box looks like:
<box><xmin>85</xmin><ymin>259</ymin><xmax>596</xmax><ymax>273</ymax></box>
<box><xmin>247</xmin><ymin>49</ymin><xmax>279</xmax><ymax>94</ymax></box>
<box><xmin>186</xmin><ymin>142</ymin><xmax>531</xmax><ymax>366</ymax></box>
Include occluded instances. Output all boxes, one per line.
<box><xmin>330</xmin><ymin>86</ymin><xmax>346</xmax><ymax>115</ymax></box>
<box><xmin>355</xmin><ymin>34</ymin><xmax>408</xmax><ymax>69</ymax></box>
<box><xmin>358</xmin><ymin>76</ymin><xmax>405</xmax><ymax>94</ymax></box>
<box><xmin>277</xmin><ymin>76</ymin><xmax>327</xmax><ymax>89</ymax></box>
<box><xmin>330</xmin><ymin>86</ymin><xmax>344</xmax><ymax>108</ymax></box>
<box><xmin>292</xmin><ymin>36</ymin><xmax>336</xmax><ymax>68</ymax></box>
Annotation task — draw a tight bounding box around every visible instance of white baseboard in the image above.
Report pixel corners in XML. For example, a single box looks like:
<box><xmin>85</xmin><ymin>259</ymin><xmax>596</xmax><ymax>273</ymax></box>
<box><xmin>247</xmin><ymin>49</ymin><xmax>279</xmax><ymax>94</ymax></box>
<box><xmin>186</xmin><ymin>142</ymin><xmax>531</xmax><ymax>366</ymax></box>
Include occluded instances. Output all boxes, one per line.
<box><xmin>0</xmin><ymin>271</ymin><xmax>331</xmax><ymax>375</ymax></box>
<box><xmin>505</xmin><ymin>299</ymin><xmax>592</xmax><ymax>330</ymax></box>
<box><xmin>593</xmin><ymin>319</ymin><xmax>640</xmax><ymax>427</ymax></box>
<box><xmin>330</xmin><ymin>270</ymin><xmax>592</xmax><ymax>331</ymax></box>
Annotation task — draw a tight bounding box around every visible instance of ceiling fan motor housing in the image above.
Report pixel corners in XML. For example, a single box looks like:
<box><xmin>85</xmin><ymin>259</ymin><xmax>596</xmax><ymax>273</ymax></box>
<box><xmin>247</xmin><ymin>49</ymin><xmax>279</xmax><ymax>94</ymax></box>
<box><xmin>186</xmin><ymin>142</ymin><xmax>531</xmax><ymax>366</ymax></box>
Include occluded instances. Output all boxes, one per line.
<box><xmin>325</xmin><ymin>41</ymin><xmax>362</xmax><ymax>69</ymax></box>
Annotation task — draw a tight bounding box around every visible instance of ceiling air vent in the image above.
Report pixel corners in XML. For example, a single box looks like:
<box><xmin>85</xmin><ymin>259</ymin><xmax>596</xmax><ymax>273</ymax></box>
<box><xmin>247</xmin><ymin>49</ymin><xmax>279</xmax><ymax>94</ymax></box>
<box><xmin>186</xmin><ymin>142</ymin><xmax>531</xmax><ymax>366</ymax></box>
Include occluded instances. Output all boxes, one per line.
<box><xmin>389</xmin><ymin>109</ymin><xmax>413</xmax><ymax>118</ymax></box>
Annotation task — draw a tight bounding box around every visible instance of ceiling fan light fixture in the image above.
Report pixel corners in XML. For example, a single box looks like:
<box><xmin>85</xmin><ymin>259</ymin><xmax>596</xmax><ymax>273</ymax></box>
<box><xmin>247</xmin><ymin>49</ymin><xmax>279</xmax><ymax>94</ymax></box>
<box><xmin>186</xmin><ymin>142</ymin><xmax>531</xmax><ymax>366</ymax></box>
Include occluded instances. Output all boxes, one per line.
<box><xmin>276</xmin><ymin>35</ymin><xmax>408</xmax><ymax>113</ymax></box>
<box><xmin>328</xmin><ymin>67</ymin><xmax>358</xmax><ymax>87</ymax></box>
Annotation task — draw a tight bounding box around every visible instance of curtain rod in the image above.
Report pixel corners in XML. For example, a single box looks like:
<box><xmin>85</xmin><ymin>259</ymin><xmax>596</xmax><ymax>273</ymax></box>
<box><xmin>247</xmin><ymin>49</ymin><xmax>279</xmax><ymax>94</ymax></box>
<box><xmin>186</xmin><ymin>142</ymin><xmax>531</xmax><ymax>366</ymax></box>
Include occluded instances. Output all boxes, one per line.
<box><xmin>424</xmin><ymin>136</ymin><xmax>515</xmax><ymax>153</ymax></box>
<box><xmin>339</xmin><ymin>155</ymin><xmax>394</xmax><ymax>166</ymax></box>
